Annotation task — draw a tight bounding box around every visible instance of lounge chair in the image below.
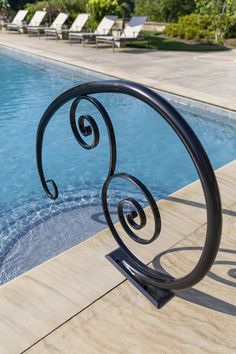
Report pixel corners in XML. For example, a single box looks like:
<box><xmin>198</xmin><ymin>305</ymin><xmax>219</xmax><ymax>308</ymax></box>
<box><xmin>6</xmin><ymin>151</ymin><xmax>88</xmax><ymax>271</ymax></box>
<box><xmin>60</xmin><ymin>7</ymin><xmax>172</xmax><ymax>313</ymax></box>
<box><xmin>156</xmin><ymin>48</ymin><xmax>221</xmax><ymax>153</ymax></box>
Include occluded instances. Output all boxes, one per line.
<box><xmin>26</xmin><ymin>11</ymin><xmax>47</xmax><ymax>36</ymax></box>
<box><xmin>96</xmin><ymin>16</ymin><xmax>147</xmax><ymax>52</ymax></box>
<box><xmin>44</xmin><ymin>12</ymin><xmax>68</xmax><ymax>40</ymax></box>
<box><xmin>65</xmin><ymin>13</ymin><xmax>89</xmax><ymax>36</ymax></box>
<box><xmin>7</xmin><ymin>10</ymin><xmax>28</xmax><ymax>33</ymax></box>
<box><xmin>69</xmin><ymin>15</ymin><xmax>118</xmax><ymax>44</ymax></box>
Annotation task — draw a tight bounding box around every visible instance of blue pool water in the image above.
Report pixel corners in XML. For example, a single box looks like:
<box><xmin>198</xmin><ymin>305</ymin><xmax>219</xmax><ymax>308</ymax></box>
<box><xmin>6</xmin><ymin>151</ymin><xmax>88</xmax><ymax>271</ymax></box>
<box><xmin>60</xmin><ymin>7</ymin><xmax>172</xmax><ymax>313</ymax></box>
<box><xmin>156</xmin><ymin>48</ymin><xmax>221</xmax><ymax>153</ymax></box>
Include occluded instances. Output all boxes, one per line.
<box><xmin>0</xmin><ymin>47</ymin><xmax>236</xmax><ymax>284</ymax></box>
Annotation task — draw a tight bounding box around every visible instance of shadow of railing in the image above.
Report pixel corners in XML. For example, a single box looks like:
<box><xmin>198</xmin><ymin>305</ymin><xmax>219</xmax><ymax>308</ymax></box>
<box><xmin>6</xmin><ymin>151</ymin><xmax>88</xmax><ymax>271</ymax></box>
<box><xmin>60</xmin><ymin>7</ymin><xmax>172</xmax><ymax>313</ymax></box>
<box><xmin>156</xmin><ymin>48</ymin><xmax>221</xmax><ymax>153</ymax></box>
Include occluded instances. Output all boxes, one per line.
<box><xmin>153</xmin><ymin>246</ymin><xmax>236</xmax><ymax>316</ymax></box>
<box><xmin>166</xmin><ymin>196</ymin><xmax>236</xmax><ymax>217</ymax></box>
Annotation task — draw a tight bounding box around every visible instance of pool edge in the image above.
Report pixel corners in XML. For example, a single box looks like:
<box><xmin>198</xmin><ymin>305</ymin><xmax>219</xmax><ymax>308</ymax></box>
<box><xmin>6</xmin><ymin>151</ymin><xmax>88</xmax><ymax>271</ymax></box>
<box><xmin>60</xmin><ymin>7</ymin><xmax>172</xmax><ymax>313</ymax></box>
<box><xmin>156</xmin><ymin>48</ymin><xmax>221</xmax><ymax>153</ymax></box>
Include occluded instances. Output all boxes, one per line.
<box><xmin>0</xmin><ymin>40</ymin><xmax>236</xmax><ymax>116</ymax></box>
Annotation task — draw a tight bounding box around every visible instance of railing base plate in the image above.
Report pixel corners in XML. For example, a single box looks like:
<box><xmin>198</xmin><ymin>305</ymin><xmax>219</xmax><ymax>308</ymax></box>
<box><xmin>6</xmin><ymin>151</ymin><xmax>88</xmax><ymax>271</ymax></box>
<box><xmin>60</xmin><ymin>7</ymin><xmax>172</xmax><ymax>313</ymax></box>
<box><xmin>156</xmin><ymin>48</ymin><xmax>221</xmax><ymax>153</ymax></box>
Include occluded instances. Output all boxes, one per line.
<box><xmin>106</xmin><ymin>247</ymin><xmax>175</xmax><ymax>309</ymax></box>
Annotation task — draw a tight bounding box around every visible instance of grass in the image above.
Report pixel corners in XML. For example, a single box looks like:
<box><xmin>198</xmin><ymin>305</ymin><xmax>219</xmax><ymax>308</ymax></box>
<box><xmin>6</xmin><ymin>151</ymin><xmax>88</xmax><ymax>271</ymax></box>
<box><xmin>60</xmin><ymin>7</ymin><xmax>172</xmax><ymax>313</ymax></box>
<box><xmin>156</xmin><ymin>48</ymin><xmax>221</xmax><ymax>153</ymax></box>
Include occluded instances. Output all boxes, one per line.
<box><xmin>127</xmin><ymin>31</ymin><xmax>229</xmax><ymax>52</ymax></box>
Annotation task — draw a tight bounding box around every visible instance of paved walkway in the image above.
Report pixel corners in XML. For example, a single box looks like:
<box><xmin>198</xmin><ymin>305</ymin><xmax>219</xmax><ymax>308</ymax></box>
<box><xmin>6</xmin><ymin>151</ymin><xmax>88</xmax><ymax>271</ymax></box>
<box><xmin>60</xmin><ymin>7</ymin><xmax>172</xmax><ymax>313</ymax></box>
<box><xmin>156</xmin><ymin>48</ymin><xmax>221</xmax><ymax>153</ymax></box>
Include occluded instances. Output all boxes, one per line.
<box><xmin>0</xmin><ymin>161</ymin><xmax>235</xmax><ymax>353</ymax></box>
<box><xmin>1</xmin><ymin>32</ymin><xmax>236</xmax><ymax>110</ymax></box>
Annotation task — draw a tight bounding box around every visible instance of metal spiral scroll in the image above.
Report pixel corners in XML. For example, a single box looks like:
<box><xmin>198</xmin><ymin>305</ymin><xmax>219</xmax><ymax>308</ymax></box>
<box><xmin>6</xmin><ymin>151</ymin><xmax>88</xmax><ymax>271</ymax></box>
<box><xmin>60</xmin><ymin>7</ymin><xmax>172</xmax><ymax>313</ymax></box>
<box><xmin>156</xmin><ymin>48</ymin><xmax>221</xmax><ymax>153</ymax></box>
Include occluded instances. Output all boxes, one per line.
<box><xmin>36</xmin><ymin>80</ymin><xmax>222</xmax><ymax>292</ymax></box>
<box><xmin>102</xmin><ymin>173</ymin><xmax>161</xmax><ymax>245</ymax></box>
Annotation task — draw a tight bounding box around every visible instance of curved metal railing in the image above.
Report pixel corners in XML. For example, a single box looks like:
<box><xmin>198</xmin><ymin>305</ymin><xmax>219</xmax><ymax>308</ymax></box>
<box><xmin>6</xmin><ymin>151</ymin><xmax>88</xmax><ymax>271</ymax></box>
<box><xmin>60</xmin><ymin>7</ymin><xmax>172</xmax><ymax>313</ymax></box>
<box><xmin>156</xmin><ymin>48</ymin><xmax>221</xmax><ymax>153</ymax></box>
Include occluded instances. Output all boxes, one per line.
<box><xmin>36</xmin><ymin>80</ymin><xmax>222</xmax><ymax>305</ymax></box>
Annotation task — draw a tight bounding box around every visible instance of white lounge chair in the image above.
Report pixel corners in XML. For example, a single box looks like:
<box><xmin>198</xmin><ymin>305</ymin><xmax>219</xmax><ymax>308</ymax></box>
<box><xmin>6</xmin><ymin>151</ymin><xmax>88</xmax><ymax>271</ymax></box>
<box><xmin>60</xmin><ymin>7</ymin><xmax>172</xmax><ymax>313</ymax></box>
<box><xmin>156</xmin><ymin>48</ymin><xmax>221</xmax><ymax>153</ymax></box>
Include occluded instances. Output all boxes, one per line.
<box><xmin>66</xmin><ymin>13</ymin><xmax>89</xmax><ymax>34</ymax></box>
<box><xmin>69</xmin><ymin>15</ymin><xmax>117</xmax><ymax>44</ymax></box>
<box><xmin>7</xmin><ymin>10</ymin><xmax>28</xmax><ymax>32</ymax></box>
<box><xmin>26</xmin><ymin>11</ymin><xmax>47</xmax><ymax>36</ymax></box>
<box><xmin>96</xmin><ymin>16</ymin><xmax>147</xmax><ymax>52</ymax></box>
<box><xmin>45</xmin><ymin>12</ymin><xmax>68</xmax><ymax>40</ymax></box>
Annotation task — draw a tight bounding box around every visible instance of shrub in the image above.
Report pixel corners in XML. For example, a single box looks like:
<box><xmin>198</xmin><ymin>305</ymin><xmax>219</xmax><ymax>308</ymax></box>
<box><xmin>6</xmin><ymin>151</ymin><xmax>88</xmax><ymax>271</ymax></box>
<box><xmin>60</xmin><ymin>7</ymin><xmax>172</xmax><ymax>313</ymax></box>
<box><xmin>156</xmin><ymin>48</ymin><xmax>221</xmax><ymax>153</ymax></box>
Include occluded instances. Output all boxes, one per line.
<box><xmin>165</xmin><ymin>23</ymin><xmax>179</xmax><ymax>37</ymax></box>
<box><xmin>87</xmin><ymin>0</ymin><xmax>119</xmax><ymax>23</ymax></box>
<box><xmin>184</xmin><ymin>26</ymin><xmax>199</xmax><ymax>40</ymax></box>
<box><xmin>164</xmin><ymin>13</ymin><xmax>234</xmax><ymax>43</ymax></box>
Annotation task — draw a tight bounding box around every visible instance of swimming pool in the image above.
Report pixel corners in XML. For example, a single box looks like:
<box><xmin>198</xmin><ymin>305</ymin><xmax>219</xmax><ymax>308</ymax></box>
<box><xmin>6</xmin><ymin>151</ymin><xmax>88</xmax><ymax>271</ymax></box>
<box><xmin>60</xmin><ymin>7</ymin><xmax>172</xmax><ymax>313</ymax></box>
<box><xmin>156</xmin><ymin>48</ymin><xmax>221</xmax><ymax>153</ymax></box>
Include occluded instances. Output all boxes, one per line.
<box><xmin>0</xmin><ymin>46</ymin><xmax>236</xmax><ymax>284</ymax></box>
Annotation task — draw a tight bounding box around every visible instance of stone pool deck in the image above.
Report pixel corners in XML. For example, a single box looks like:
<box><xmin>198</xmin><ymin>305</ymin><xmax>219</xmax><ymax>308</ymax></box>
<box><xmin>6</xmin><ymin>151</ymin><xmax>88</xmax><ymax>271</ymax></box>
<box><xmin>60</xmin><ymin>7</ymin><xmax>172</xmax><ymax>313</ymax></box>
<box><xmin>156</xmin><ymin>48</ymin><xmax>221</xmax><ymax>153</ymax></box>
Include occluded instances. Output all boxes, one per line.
<box><xmin>1</xmin><ymin>32</ymin><xmax>236</xmax><ymax>110</ymax></box>
<box><xmin>0</xmin><ymin>160</ymin><xmax>235</xmax><ymax>354</ymax></box>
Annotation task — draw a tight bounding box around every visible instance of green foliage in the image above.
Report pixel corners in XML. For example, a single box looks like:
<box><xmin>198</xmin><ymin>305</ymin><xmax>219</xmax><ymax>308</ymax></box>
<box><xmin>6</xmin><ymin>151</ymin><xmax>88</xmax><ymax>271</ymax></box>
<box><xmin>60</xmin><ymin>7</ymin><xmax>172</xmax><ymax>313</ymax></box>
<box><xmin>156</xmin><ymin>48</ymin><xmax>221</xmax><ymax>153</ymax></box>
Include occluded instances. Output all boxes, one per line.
<box><xmin>0</xmin><ymin>0</ymin><xmax>10</xmax><ymax>12</ymax></box>
<box><xmin>8</xmin><ymin>0</ymin><xmax>32</xmax><ymax>11</ymax></box>
<box><xmin>135</xmin><ymin>0</ymin><xmax>196</xmax><ymax>22</ymax></box>
<box><xmin>134</xmin><ymin>0</ymin><xmax>160</xmax><ymax>21</ymax></box>
<box><xmin>87</xmin><ymin>0</ymin><xmax>119</xmax><ymax>23</ymax></box>
<box><xmin>165</xmin><ymin>12</ymin><xmax>236</xmax><ymax>43</ymax></box>
<box><xmin>195</xmin><ymin>0</ymin><xmax>236</xmax><ymax>16</ymax></box>
<box><xmin>25</xmin><ymin>1</ymin><xmax>47</xmax><ymax>19</ymax></box>
<box><xmin>25</xmin><ymin>0</ymin><xmax>86</xmax><ymax>22</ymax></box>
<box><xmin>226</xmin><ymin>18</ymin><xmax>236</xmax><ymax>36</ymax></box>
<box><xmin>26</xmin><ymin>0</ymin><xmax>130</xmax><ymax>28</ymax></box>
<box><xmin>195</xmin><ymin>0</ymin><xmax>236</xmax><ymax>42</ymax></box>
<box><xmin>165</xmin><ymin>14</ymin><xmax>214</xmax><ymax>42</ymax></box>
<box><xmin>165</xmin><ymin>23</ymin><xmax>179</xmax><ymax>36</ymax></box>
<box><xmin>213</xmin><ymin>14</ymin><xmax>236</xmax><ymax>42</ymax></box>
<box><xmin>55</xmin><ymin>0</ymin><xmax>86</xmax><ymax>14</ymax></box>
<box><xmin>117</xmin><ymin>0</ymin><xmax>134</xmax><ymax>18</ymax></box>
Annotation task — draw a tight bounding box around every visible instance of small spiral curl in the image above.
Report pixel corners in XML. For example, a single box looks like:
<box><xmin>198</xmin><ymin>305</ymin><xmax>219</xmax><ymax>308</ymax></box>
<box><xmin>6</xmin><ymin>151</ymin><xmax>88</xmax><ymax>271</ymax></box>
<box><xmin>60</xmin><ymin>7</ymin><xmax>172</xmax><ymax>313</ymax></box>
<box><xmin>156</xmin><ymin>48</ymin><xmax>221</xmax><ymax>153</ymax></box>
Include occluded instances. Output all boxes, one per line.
<box><xmin>102</xmin><ymin>173</ymin><xmax>161</xmax><ymax>245</ymax></box>
<box><xmin>70</xmin><ymin>95</ymin><xmax>116</xmax><ymax>177</ymax></box>
<box><xmin>45</xmin><ymin>179</ymin><xmax>59</xmax><ymax>200</ymax></box>
<box><xmin>70</xmin><ymin>100</ymin><xmax>100</xmax><ymax>149</ymax></box>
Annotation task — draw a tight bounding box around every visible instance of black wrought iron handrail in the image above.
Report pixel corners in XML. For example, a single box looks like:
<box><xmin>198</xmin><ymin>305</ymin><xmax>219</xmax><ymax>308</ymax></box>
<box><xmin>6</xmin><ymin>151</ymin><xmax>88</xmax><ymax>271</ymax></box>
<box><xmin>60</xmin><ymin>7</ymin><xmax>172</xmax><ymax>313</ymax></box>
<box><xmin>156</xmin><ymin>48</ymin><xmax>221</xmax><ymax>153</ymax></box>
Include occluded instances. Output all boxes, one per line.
<box><xmin>36</xmin><ymin>80</ymin><xmax>222</xmax><ymax>307</ymax></box>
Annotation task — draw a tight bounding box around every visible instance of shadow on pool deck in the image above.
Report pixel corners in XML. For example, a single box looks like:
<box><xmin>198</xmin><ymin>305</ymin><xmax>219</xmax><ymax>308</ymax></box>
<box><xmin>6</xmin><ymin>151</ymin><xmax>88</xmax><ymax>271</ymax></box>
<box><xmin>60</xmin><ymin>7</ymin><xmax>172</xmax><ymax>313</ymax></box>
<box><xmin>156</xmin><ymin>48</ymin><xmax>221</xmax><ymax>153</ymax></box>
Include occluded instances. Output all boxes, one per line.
<box><xmin>166</xmin><ymin>196</ymin><xmax>236</xmax><ymax>217</ymax></box>
<box><xmin>127</xmin><ymin>33</ymin><xmax>230</xmax><ymax>52</ymax></box>
<box><xmin>153</xmin><ymin>246</ymin><xmax>236</xmax><ymax>316</ymax></box>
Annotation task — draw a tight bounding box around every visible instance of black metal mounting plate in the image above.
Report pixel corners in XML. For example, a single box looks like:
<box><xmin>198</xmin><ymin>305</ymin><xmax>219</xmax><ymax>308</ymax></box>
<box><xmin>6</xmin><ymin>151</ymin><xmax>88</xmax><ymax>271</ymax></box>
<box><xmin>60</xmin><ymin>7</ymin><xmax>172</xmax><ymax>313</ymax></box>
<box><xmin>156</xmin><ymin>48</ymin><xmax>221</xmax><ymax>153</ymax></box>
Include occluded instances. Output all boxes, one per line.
<box><xmin>106</xmin><ymin>247</ymin><xmax>175</xmax><ymax>309</ymax></box>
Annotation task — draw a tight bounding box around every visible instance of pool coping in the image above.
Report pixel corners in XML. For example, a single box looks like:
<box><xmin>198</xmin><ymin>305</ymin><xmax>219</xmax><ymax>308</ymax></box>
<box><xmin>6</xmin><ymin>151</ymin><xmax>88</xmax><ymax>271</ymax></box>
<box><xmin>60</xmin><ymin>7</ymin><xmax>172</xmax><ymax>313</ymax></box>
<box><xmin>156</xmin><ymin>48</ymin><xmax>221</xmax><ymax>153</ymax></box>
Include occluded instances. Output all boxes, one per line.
<box><xmin>1</xmin><ymin>42</ymin><xmax>236</xmax><ymax>124</ymax></box>
<box><xmin>1</xmin><ymin>39</ymin><xmax>236</xmax><ymax>117</ymax></box>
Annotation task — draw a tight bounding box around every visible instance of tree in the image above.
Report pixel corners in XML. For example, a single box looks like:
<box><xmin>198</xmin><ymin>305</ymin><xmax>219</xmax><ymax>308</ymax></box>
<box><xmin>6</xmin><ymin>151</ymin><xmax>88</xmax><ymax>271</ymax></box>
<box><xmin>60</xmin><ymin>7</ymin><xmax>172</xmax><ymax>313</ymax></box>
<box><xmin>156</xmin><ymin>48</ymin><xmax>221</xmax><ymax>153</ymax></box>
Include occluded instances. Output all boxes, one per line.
<box><xmin>134</xmin><ymin>0</ymin><xmax>196</xmax><ymax>22</ymax></box>
<box><xmin>9</xmin><ymin>0</ymin><xmax>35</xmax><ymax>11</ymax></box>
<box><xmin>159</xmin><ymin>0</ymin><xmax>196</xmax><ymax>22</ymax></box>
<box><xmin>0</xmin><ymin>0</ymin><xmax>10</xmax><ymax>18</ymax></box>
<box><xmin>195</xmin><ymin>0</ymin><xmax>236</xmax><ymax>16</ymax></box>
<box><xmin>134</xmin><ymin>0</ymin><xmax>161</xmax><ymax>21</ymax></box>
<box><xmin>118</xmin><ymin>0</ymin><xmax>135</xmax><ymax>18</ymax></box>
<box><xmin>24</xmin><ymin>0</ymin><xmax>86</xmax><ymax>21</ymax></box>
<box><xmin>0</xmin><ymin>0</ymin><xmax>10</xmax><ymax>11</ymax></box>
<box><xmin>195</xmin><ymin>0</ymin><xmax>236</xmax><ymax>42</ymax></box>
<box><xmin>9</xmin><ymin>0</ymin><xmax>86</xmax><ymax>12</ymax></box>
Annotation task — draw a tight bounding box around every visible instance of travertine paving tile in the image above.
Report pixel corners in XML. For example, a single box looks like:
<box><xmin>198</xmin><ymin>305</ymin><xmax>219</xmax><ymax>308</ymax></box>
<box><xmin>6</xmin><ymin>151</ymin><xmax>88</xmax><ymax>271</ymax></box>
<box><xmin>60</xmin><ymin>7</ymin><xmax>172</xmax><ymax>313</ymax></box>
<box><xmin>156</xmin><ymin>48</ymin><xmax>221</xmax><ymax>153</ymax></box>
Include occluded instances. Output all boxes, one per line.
<box><xmin>223</xmin><ymin>202</ymin><xmax>236</xmax><ymax>242</ymax></box>
<box><xmin>0</xmin><ymin>230</ymin><xmax>121</xmax><ymax>354</ymax></box>
<box><xmin>26</xmin><ymin>227</ymin><xmax>236</xmax><ymax>354</ymax></box>
<box><xmin>216</xmin><ymin>167</ymin><xmax>236</xmax><ymax>208</ymax></box>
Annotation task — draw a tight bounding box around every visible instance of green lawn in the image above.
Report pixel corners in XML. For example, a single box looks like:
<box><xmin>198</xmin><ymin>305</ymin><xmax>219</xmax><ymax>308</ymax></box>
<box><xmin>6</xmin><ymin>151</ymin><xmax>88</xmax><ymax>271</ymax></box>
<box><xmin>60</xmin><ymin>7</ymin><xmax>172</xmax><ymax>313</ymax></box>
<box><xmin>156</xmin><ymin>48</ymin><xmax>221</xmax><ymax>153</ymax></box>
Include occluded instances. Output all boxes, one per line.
<box><xmin>127</xmin><ymin>32</ymin><xmax>229</xmax><ymax>52</ymax></box>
